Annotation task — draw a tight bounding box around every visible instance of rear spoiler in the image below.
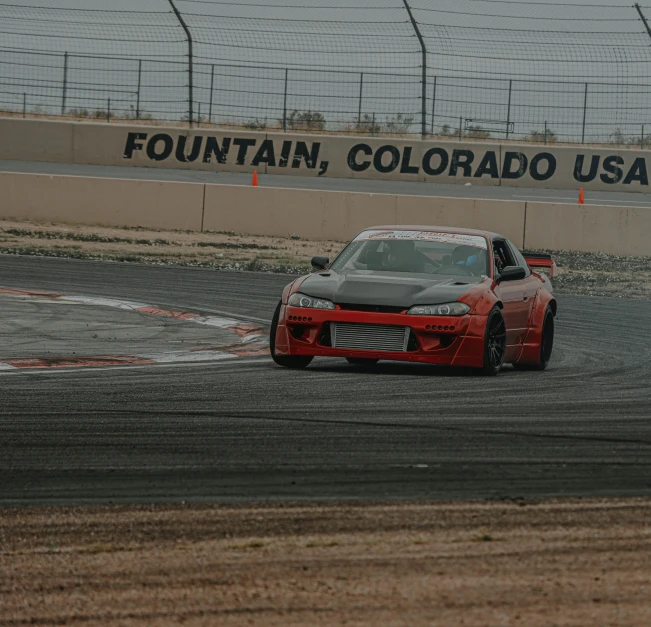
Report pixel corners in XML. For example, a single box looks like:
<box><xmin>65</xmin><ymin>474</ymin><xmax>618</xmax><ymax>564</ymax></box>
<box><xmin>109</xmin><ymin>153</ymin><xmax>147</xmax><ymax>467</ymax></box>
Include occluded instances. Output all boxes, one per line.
<box><xmin>522</xmin><ymin>252</ymin><xmax>557</xmax><ymax>278</ymax></box>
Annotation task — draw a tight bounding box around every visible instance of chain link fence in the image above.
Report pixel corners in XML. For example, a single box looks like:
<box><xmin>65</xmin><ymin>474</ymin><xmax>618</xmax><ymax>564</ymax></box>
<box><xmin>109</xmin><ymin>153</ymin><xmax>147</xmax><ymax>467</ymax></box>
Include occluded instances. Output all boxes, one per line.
<box><xmin>3</xmin><ymin>0</ymin><xmax>651</xmax><ymax>146</ymax></box>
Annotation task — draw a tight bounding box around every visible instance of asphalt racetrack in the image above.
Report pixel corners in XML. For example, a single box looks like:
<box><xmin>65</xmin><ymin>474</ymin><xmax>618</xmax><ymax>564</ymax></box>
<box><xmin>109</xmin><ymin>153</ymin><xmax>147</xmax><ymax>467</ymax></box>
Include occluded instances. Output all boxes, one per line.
<box><xmin>1</xmin><ymin>255</ymin><xmax>651</xmax><ymax>507</ymax></box>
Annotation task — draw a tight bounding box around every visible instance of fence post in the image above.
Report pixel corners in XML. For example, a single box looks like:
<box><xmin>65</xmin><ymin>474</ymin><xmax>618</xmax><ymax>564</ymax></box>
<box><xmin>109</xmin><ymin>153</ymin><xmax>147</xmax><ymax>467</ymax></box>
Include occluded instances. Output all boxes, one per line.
<box><xmin>581</xmin><ymin>82</ymin><xmax>588</xmax><ymax>144</ymax></box>
<box><xmin>634</xmin><ymin>0</ymin><xmax>651</xmax><ymax>151</ymax></box>
<box><xmin>208</xmin><ymin>64</ymin><xmax>215</xmax><ymax>123</ymax></box>
<box><xmin>371</xmin><ymin>112</ymin><xmax>376</xmax><ymax>136</ymax></box>
<box><xmin>283</xmin><ymin>69</ymin><xmax>289</xmax><ymax>132</ymax></box>
<box><xmin>458</xmin><ymin>116</ymin><xmax>463</xmax><ymax>141</ymax></box>
<box><xmin>430</xmin><ymin>75</ymin><xmax>437</xmax><ymax>135</ymax></box>
<box><xmin>357</xmin><ymin>72</ymin><xmax>364</xmax><ymax>125</ymax></box>
<box><xmin>167</xmin><ymin>0</ymin><xmax>194</xmax><ymax>127</ymax></box>
<box><xmin>402</xmin><ymin>0</ymin><xmax>427</xmax><ymax>138</ymax></box>
<box><xmin>136</xmin><ymin>59</ymin><xmax>142</xmax><ymax>119</ymax></box>
<box><xmin>505</xmin><ymin>79</ymin><xmax>512</xmax><ymax>140</ymax></box>
<box><xmin>635</xmin><ymin>3</ymin><xmax>651</xmax><ymax>37</ymax></box>
<box><xmin>544</xmin><ymin>120</ymin><xmax>548</xmax><ymax>145</ymax></box>
<box><xmin>61</xmin><ymin>51</ymin><xmax>68</xmax><ymax>115</ymax></box>
<box><xmin>107</xmin><ymin>98</ymin><xmax>111</xmax><ymax>123</ymax></box>
<box><xmin>23</xmin><ymin>93</ymin><xmax>26</xmax><ymax>118</ymax></box>
<box><xmin>198</xmin><ymin>102</ymin><xmax>201</xmax><ymax>128</ymax></box>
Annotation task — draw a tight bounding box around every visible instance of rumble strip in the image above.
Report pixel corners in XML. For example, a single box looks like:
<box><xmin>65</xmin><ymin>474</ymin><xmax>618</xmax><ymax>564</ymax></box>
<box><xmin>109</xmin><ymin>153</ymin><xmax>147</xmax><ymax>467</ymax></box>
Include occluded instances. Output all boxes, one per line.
<box><xmin>0</xmin><ymin>287</ymin><xmax>269</xmax><ymax>370</ymax></box>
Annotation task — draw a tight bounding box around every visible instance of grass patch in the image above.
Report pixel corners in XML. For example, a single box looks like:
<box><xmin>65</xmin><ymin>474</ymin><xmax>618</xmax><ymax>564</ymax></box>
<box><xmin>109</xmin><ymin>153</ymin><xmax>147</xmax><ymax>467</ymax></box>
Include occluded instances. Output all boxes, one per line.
<box><xmin>1</xmin><ymin>228</ymin><xmax>175</xmax><ymax>246</ymax></box>
<box><xmin>0</xmin><ymin>246</ymin><xmax>311</xmax><ymax>274</ymax></box>
<box><xmin>230</xmin><ymin>540</ymin><xmax>269</xmax><ymax>550</ymax></box>
<box><xmin>470</xmin><ymin>530</ymin><xmax>502</xmax><ymax>542</ymax></box>
<box><xmin>305</xmin><ymin>540</ymin><xmax>339</xmax><ymax>548</ymax></box>
<box><xmin>81</xmin><ymin>543</ymin><xmax>116</xmax><ymax>554</ymax></box>
<box><xmin>195</xmin><ymin>241</ymin><xmax>278</xmax><ymax>250</ymax></box>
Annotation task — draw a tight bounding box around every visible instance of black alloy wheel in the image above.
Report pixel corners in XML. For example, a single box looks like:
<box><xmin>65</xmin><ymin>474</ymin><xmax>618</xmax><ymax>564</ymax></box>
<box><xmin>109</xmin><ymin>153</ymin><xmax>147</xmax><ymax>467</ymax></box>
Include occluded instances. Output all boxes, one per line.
<box><xmin>346</xmin><ymin>358</ymin><xmax>380</xmax><ymax>366</ymax></box>
<box><xmin>482</xmin><ymin>306</ymin><xmax>506</xmax><ymax>376</ymax></box>
<box><xmin>270</xmin><ymin>301</ymin><xmax>313</xmax><ymax>369</ymax></box>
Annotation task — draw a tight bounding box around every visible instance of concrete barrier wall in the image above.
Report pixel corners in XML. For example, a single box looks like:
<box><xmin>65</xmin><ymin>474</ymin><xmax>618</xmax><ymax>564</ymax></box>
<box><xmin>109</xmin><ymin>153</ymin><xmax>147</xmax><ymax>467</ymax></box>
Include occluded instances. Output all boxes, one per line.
<box><xmin>0</xmin><ymin>172</ymin><xmax>204</xmax><ymax>231</ymax></box>
<box><xmin>3</xmin><ymin>117</ymin><xmax>651</xmax><ymax>192</ymax></box>
<box><xmin>202</xmin><ymin>186</ymin><xmax>526</xmax><ymax>245</ymax></box>
<box><xmin>1</xmin><ymin>171</ymin><xmax>650</xmax><ymax>256</ymax></box>
<box><xmin>523</xmin><ymin>202</ymin><xmax>651</xmax><ymax>256</ymax></box>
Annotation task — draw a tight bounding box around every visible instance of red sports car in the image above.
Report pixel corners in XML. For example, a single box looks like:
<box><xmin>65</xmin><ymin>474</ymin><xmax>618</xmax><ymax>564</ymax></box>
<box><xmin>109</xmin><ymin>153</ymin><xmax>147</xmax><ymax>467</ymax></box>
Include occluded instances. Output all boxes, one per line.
<box><xmin>270</xmin><ymin>226</ymin><xmax>557</xmax><ymax>375</ymax></box>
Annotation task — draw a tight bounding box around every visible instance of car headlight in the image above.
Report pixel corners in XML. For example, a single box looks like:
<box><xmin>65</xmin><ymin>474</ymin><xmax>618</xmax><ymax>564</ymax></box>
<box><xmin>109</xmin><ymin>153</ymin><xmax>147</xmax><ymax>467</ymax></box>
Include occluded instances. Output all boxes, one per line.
<box><xmin>288</xmin><ymin>292</ymin><xmax>335</xmax><ymax>310</ymax></box>
<box><xmin>407</xmin><ymin>302</ymin><xmax>471</xmax><ymax>316</ymax></box>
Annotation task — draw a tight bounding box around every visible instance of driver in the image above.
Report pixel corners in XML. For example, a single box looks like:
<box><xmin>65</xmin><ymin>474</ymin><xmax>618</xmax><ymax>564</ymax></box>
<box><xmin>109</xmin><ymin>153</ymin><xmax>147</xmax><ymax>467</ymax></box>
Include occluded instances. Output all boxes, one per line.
<box><xmin>381</xmin><ymin>240</ymin><xmax>426</xmax><ymax>273</ymax></box>
<box><xmin>449</xmin><ymin>245</ymin><xmax>486</xmax><ymax>275</ymax></box>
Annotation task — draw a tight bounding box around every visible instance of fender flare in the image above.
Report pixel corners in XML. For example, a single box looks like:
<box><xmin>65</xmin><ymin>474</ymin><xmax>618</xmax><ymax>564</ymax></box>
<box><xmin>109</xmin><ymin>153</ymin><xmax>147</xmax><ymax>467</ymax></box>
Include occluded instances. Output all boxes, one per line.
<box><xmin>281</xmin><ymin>275</ymin><xmax>309</xmax><ymax>305</ymax></box>
<box><xmin>529</xmin><ymin>288</ymin><xmax>556</xmax><ymax>329</ymax></box>
<box><xmin>471</xmin><ymin>290</ymin><xmax>502</xmax><ymax>316</ymax></box>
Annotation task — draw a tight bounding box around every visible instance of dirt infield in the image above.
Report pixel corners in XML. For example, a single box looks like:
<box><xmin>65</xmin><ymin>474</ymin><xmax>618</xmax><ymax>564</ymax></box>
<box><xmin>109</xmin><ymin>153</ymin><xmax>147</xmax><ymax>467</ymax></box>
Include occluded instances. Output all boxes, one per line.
<box><xmin>2</xmin><ymin>219</ymin><xmax>651</xmax><ymax>299</ymax></box>
<box><xmin>1</xmin><ymin>498</ymin><xmax>650</xmax><ymax>626</ymax></box>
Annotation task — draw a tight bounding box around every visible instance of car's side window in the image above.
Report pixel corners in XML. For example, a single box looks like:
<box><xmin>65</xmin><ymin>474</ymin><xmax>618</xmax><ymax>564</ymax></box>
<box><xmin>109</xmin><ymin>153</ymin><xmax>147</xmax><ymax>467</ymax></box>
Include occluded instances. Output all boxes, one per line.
<box><xmin>492</xmin><ymin>240</ymin><xmax>516</xmax><ymax>276</ymax></box>
<box><xmin>506</xmin><ymin>240</ymin><xmax>531</xmax><ymax>277</ymax></box>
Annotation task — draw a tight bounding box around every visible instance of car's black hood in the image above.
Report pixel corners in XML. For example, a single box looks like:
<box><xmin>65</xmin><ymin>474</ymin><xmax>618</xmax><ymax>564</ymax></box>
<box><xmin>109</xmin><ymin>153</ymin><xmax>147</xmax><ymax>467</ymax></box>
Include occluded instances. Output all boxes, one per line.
<box><xmin>299</xmin><ymin>269</ymin><xmax>487</xmax><ymax>308</ymax></box>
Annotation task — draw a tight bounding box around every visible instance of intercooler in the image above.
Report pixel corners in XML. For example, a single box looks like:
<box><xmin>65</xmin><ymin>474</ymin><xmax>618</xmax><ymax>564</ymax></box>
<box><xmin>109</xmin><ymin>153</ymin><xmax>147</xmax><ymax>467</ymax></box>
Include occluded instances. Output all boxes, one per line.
<box><xmin>330</xmin><ymin>322</ymin><xmax>410</xmax><ymax>352</ymax></box>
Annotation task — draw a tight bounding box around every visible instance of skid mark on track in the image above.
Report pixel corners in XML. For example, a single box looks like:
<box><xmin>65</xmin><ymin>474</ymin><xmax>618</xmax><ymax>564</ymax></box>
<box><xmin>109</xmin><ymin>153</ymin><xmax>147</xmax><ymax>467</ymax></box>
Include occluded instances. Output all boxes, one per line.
<box><xmin>0</xmin><ymin>286</ymin><xmax>269</xmax><ymax>370</ymax></box>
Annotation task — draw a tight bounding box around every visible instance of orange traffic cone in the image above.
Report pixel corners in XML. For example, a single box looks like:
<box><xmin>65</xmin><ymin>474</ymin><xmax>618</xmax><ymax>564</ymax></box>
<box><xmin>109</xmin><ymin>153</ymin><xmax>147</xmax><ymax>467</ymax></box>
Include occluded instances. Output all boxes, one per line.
<box><xmin>578</xmin><ymin>188</ymin><xmax>585</xmax><ymax>204</ymax></box>
<box><xmin>251</xmin><ymin>171</ymin><xmax>259</xmax><ymax>187</ymax></box>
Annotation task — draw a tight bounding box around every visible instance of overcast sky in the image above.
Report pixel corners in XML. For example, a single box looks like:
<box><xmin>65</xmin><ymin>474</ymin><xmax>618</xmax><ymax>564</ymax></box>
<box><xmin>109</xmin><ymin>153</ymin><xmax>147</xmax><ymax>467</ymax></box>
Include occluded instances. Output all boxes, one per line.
<box><xmin>2</xmin><ymin>0</ymin><xmax>651</xmax><ymax>140</ymax></box>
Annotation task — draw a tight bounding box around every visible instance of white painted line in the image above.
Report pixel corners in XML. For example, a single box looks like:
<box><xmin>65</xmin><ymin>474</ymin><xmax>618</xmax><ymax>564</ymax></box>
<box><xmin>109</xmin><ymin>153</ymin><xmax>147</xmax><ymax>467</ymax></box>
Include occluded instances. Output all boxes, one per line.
<box><xmin>134</xmin><ymin>351</ymin><xmax>236</xmax><ymax>364</ymax></box>
<box><xmin>586</xmin><ymin>199</ymin><xmax>651</xmax><ymax>206</ymax></box>
<box><xmin>512</xmin><ymin>195</ymin><xmax>576</xmax><ymax>201</ymax></box>
<box><xmin>241</xmin><ymin>334</ymin><xmax>266</xmax><ymax>344</ymax></box>
<box><xmin>512</xmin><ymin>195</ymin><xmax>651</xmax><ymax>206</ymax></box>
<box><xmin>187</xmin><ymin>306</ymin><xmax>272</xmax><ymax>325</ymax></box>
<box><xmin>192</xmin><ymin>316</ymin><xmax>244</xmax><ymax>329</ymax></box>
<box><xmin>60</xmin><ymin>295</ymin><xmax>149</xmax><ymax>309</ymax></box>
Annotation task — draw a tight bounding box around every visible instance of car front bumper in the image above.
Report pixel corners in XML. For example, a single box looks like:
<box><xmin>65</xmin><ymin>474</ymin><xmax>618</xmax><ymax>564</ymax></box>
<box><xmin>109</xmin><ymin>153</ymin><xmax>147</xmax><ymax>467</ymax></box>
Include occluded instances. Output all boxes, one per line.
<box><xmin>274</xmin><ymin>305</ymin><xmax>487</xmax><ymax>368</ymax></box>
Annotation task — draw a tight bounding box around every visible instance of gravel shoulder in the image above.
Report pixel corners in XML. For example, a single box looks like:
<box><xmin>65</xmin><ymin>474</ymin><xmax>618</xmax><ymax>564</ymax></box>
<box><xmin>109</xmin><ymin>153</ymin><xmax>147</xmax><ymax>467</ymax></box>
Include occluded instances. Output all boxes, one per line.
<box><xmin>2</xmin><ymin>219</ymin><xmax>651</xmax><ymax>299</ymax></box>
<box><xmin>2</xmin><ymin>498</ymin><xmax>650</xmax><ymax>626</ymax></box>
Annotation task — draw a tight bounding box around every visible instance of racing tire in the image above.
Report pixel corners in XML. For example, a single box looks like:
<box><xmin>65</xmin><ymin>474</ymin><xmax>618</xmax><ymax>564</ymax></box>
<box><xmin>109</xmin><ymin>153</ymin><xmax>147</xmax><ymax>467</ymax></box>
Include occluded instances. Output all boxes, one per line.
<box><xmin>346</xmin><ymin>358</ymin><xmax>379</xmax><ymax>366</ymax></box>
<box><xmin>514</xmin><ymin>305</ymin><xmax>554</xmax><ymax>371</ymax></box>
<box><xmin>481</xmin><ymin>306</ymin><xmax>506</xmax><ymax>376</ymax></box>
<box><xmin>270</xmin><ymin>300</ymin><xmax>313</xmax><ymax>369</ymax></box>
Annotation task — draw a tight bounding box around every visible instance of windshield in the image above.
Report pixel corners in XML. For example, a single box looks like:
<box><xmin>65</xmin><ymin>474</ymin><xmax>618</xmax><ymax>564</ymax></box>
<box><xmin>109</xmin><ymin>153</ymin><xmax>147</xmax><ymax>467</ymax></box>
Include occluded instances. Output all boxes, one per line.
<box><xmin>330</xmin><ymin>230</ymin><xmax>490</xmax><ymax>277</ymax></box>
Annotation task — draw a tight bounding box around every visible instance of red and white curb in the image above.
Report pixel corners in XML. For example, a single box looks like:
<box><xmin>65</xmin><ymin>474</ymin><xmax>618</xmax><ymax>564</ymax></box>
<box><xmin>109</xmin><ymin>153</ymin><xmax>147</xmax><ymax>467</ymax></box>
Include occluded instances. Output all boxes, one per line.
<box><xmin>0</xmin><ymin>287</ymin><xmax>269</xmax><ymax>370</ymax></box>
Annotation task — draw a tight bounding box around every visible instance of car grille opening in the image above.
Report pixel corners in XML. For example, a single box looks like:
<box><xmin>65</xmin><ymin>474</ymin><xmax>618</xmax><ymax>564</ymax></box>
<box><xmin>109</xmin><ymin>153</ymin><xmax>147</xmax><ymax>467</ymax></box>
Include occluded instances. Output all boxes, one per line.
<box><xmin>318</xmin><ymin>324</ymin><xmax>332</xmax><ymax>347</ymax></box>
<box><xmin>330</xmin><ymin>322</ymin><xmax>410</xmax><ymax>352</ymax></box>
<box><xmin>439</xmin><ymin>335</ymin><xmax>455</xmax><ymax>349</ymax></box>
<box><xmin>289</xmin><ymin>325</ymin><xmax>307</xmax><ymax>340</ymax></box>
<box><xmin>337</xmin><ymin>303</ymin><xmax>407</xmax><ymax>314</ymax></box>
<box><xmin>407</xmin><ymin>330</ymin><xmax>419</xmax><ymax>351</ymax></box>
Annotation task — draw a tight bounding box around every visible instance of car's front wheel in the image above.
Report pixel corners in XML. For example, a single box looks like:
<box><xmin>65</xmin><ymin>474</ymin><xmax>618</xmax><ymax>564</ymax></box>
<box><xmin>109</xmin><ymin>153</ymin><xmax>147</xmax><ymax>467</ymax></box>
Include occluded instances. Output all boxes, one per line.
<box><xmin>481</xmin><ymin>306</ymin><xmax>506</xmax><ymax>376</ymax></box>
<box><xmin>270</xmin><ymin>300</ymin><xmax>313</xmax><ymax>369</ymax></box>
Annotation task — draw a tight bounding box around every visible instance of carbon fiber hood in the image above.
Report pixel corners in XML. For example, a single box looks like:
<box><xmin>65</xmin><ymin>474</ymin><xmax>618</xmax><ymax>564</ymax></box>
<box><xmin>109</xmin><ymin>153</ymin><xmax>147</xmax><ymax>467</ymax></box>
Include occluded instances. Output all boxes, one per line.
<box><xmin>299</xmin><ymin>270</ymin><xmax>487</xmax><ymax>308</ymax></box>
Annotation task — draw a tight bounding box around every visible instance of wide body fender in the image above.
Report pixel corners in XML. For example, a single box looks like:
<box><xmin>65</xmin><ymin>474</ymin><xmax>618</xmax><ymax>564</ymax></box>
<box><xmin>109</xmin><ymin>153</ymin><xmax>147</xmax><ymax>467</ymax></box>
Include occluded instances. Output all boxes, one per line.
<box><xmin>518</xmin><ymin>288</ymin><xmax>556</xmax><ymax>365</ymax></box>
<box><xmin>275</xmin><ymin>276</ymin><xmax>310</xmax><ymax>356</ymax></box>
<box><xmin>467</xmin><ymin>288</ymin><xmax>502</xmax><ymax>316</ymax></box>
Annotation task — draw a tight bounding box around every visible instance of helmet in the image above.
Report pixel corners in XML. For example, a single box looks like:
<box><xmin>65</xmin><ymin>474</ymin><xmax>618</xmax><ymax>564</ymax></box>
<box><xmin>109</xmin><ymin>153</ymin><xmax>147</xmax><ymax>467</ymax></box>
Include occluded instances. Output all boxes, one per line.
<box><xmin>382</xmin><ymin>240</ymin><xmax>416</xmax><ymax>270</ymax></box>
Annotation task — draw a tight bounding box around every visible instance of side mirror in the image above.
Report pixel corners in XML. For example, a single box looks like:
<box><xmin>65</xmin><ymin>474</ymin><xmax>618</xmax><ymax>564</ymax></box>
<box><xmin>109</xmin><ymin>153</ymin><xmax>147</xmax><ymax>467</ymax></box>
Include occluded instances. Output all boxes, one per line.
<box><xmin>311</xmin><ymin>256</ymin><xmax>330</xmax><ymax>271</ymax></box>
<box><xmin>497</xmin><ymin>265</ymin><xmax>526</xmax><ymax>282</ymax></box>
